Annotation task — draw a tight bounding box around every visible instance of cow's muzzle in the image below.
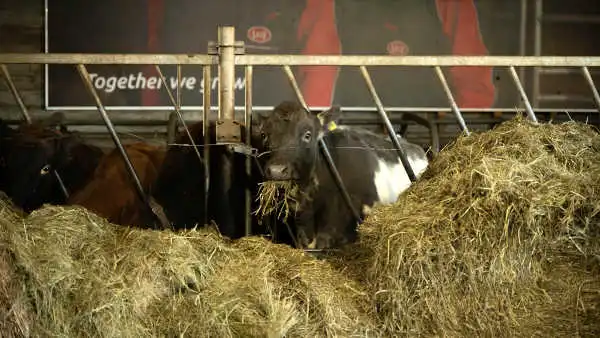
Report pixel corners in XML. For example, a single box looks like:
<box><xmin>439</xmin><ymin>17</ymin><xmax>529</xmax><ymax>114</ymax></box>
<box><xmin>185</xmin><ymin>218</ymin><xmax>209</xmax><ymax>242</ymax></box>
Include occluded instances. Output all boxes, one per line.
<box><xmin>264</xmin><ymin>164</ymin><xmax>293</xmax><ymax>181</ymax></box>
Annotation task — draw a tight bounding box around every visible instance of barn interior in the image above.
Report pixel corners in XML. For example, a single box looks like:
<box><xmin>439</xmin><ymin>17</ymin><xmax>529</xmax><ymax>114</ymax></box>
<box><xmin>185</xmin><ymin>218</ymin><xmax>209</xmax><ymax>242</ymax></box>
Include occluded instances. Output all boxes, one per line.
<box><xmin>1</xmin><ymin>0</ymin><xmax>599</xmax><ymax>153</ymax></box>
<box><xmin>1</xmin><ymin>0</ymin><xmax>599</xmax><ymax>337</ymax></box>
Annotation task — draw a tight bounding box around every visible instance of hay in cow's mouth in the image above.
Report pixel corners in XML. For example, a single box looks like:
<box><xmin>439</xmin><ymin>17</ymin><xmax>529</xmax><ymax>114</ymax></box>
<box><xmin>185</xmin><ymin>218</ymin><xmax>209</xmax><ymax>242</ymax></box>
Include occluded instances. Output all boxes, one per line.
<box><xmin>0</xmin><ymin>196</ymin><xmax>376</xmax><ymax>337</ymax></box>
<box><xmin>335</xmin><ymin>113</ymin><xmax>600</xmax><ymax>336</ymax></box>
<box><xmin>255</xmin><ymin>180</ymin><xmax>300</xmax><ymax>225</ymax></box>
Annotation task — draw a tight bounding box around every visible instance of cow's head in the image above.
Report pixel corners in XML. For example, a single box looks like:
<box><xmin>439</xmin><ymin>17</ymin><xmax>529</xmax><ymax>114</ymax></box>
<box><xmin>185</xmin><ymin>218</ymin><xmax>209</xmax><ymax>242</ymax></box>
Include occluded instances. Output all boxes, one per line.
<box><xmin>253</xmin><ymin>101</ymin><xmax>341</xmax><ymax>183</ymax></box>
<box><xmin>2</xmin><ymin>113</ymin><xmax>81</xmax><ymax>212</ymax></box>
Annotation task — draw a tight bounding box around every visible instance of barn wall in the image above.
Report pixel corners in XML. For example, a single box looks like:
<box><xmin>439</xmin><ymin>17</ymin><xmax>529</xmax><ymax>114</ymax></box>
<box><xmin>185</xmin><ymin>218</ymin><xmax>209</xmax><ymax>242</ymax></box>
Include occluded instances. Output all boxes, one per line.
<box><xmin>0</xmin><ymin>0</ymin><xmax>171</xmax><ymax>151</ymax></box>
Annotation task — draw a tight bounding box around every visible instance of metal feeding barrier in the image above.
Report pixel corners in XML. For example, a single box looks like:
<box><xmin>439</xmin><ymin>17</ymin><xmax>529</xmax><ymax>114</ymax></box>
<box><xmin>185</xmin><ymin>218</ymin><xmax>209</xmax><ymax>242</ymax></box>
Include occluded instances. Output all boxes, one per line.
<box><xmin>1</xmin><ymin>25</ymin><xmax>600</xmax><ymax>250</ymax></box>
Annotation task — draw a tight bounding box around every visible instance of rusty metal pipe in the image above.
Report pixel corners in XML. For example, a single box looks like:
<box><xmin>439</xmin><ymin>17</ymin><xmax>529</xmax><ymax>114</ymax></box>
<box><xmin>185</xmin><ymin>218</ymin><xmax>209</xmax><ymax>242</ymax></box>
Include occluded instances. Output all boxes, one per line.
<box><xmin>434</xmin><ymin>66</ymin><xmax>470</xmax><ymax>134</ymax></box>
<box><xmin>202</xmin><ymin>65</ymin><xmax>211</xmax><ymax>227</ymax></box>
<box><xmin>76</xmin><ymin>64</ymin><xmax>164</xmax><ymax>228</ymax></box>
<box><xmin>0</xmin><ymin>64</ymin><xmax>32</xmax><ymax>123</ymax></box>
<box><xmin>244</xmin><ymin>65</ymin><xmax>253</xmax><ymax>237</ymax></box>
<box><xmin>359</xmin><ymin>65</ymin><xmax>417</xmax><ymax>182</ymax></box>
<box><xmin>155</xmin><ymin>65</ymin><xmax>205</xmax><ymax>168</ymax></box>
<box><xmin>581</xmin><ymin>66</ymin><xmax>600</xmax><ymax>111</ymax></box>
<box><xmin>508</xmin><ymin>66</ymin><xmax>538</xmax><ymax>122</ymax></box>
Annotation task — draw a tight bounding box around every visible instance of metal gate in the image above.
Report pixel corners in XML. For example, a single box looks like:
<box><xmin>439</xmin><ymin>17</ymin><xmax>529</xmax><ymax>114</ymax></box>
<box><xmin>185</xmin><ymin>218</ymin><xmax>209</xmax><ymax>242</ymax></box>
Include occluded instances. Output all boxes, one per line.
<box><xmin>1</xmin><ymin>26</ymin><xmax>600</xmax><ymax>239</ymax></box>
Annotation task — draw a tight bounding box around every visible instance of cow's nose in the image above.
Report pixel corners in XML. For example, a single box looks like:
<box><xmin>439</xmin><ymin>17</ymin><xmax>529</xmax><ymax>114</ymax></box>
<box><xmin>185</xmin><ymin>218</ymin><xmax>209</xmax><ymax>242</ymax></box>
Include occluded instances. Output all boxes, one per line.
<box><xmin>265</xmin><ymin>164</ymin><xmax>288</xmax><ymax>180</ymax></box>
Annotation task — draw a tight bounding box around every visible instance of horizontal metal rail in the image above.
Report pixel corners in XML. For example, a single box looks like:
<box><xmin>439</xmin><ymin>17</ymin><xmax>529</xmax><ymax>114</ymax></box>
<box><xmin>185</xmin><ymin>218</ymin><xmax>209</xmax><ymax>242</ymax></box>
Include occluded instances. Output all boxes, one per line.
<box><xmin>0</xmin><ymin>54</ymin><xmax>600</xmax><ymax>67</ymax></box>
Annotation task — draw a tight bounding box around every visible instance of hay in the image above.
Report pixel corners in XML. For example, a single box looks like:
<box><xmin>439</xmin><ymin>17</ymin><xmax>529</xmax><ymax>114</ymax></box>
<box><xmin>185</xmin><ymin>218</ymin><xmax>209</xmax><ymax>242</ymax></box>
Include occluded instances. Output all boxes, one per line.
<box><xmin>0</xmin><ymin>196</ymin><xmax>32</xmax><ymax>338</ymax></box>
<box><xmin>0</xmin><ymin>198</ymin><xmax>377</xmax><ymax>337</ymax></box>
<box><xmin>255</xmin><ymin>181</ymin><xmax>300</xmax><ymax>225</ymax></box>
<box><xmin>349</xmin><ymin>115</ymin><xmax>600</xmax><ymax>336</ymax></box>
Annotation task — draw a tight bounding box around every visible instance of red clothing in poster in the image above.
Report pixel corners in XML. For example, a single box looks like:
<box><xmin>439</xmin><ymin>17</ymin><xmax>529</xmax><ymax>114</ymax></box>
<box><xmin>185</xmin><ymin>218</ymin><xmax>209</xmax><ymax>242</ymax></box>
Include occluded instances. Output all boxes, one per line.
<box><xmin>143</xmin><ymin>0</ymin><xmax>494</xmax><ymax>109</ymax></box>
<box><xmin>297</xmin><ymin>0</ymin><xmax>495</xmax><ymax>108</ymax></box>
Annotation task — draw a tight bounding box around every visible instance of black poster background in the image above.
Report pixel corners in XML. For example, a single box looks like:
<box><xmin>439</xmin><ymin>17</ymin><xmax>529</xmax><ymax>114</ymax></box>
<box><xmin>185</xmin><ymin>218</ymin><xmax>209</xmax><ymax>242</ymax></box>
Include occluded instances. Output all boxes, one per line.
<box><xmin>45</xmin><ymin>0</ymin><xmax>525</xmax><ymax>110</ymax></box>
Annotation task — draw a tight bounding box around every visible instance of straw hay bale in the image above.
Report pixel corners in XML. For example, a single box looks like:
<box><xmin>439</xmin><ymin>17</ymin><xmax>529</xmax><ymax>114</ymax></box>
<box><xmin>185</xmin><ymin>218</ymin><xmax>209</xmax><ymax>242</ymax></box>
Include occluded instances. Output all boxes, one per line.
<box><xmin>350</xmin><ymin>116</ymin><xmax>600</xmax><ymax>336</ymax></box>
<box><xmin>0</xmin><ymin>197</ymin><xmax>377</xmax><ymax>337</ymax></box>
<box><xmin>0</xmin><ymin>196</ymin><xmax>32</xmax><ymax>338</ymax></box>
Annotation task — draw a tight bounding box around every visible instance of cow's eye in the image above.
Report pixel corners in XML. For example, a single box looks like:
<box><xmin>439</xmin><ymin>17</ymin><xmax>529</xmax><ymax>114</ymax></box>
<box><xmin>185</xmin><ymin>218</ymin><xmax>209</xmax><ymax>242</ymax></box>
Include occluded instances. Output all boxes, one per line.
<box><xmin>40</xmin><ymin>164</ymin><xmax>51</xmax><ymax>175</ymax></box>
<box><xmin>302</xmin><ymin>131</ymin><xmax>312</xmax><ymax>142</ymax></box>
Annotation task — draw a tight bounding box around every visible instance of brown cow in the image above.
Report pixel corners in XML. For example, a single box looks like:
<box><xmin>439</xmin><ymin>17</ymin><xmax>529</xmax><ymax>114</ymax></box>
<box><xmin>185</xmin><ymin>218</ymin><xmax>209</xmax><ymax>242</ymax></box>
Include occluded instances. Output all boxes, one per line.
<box><xmin>68</xmin><ymin>142</ymin><xmax>168</xmax><ymax>228</ymax></box>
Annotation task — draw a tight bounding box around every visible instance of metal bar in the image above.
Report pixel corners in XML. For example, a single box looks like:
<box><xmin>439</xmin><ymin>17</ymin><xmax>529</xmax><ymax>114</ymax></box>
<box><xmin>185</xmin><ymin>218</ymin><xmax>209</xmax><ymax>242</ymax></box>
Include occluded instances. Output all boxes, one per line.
<box><xmin>18</xmin><ymin>106</ymin><xmax>600</xmax><ymax>115</ymax></box>
<box><xmin>582</xmin><ymin>66</ymin><xmax>600</xmax><ymax>111</ymax></box>
<box><xmin>202</xmin><ymin>65</ymin><xmax>211</xmax><ymax>227</ymax></box>
<box><xmin>1</xmin><ymin>64</ymin><xmax>32</xmax><ymax>123</ymax></box>
<box><xmin>76</xmin><ymin>64</ymin><xmax>162</xmax><ymax>228</ymax></box>
<box><xmin>176</xmin><ymin>64</ymin><xmax>182</xmax><ymax>109</ymax></box>
<box><xmin>0</xmin><ymin>54</ymin><xmax>216</xmax><ymax>65</ymax></box>
<box><xmin>533</xmin><ymin>0</ymin><xmax>543</xmax><ymax>108</ymax></box>
<box><xmin>434</xmin><ymin>66</ymin><xmax>470</xmax><ymax>135</ymax></box>
<box><xmin>509</xmin><ymin>66</ymin><xmax>538</xmax><ymax>122</ymax></box>
<box><xmin>2</xmin><ymin>53</ymin><xmax>600</xmax><ymax>66</ymax></box>
<box><xmin>2</xmin><ymin>107</ymin><xmax>598</xmax><ymax>124</ymax></box>
<box><xmin>542</xmin><ymin>14</ymin><xmax>600</xmax><ymax>24</ymax></box>
<box><xmin>540</xmin><ymin>68</ymin><xmax>600</xmax><ymax>75</ymax></box>
<box><xmin>218</xmin><ymin>26</ymin><xmax>235</xmax><ymax>121</ymax></box>
<box><xmin>244</xmin><ymin>65</ymin><xmax>253</xmax><ymax>237</ymax></box>
<box><xmin>236</xmin><ymin>55</ymin><xmax>600</xmax><ymax>66</ymax></box>
<box><xmin>358</xmin><ymin>65</ymin><xmax>417</xmax><ymax>181</ymax></box>
<box><xmin>154</xmin><ymin>65</ymin><xmax>205</xmax><ymax>168</ymax></box>
<box><xmin>281</xmin><ymin>65</ymin><xmax>363</xmax><ymax>227</ymax></box>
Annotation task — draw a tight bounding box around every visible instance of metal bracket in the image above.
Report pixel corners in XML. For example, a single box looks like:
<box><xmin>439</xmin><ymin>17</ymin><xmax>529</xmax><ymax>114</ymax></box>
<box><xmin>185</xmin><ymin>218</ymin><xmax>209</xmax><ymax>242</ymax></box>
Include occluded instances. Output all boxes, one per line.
<box><xmin>228</xmin><ymin>143</ymin><xmax>257</xmax><ymax>156</ymax></box>
<box><xmin>216</xmin><ymin>119</ymin><xmax>242</xmax><ymax>144</ymax></box>
<box><xmin>207</xmin><ymin>41</ymin><xmax>246</xmax><ymax>55</ymax></box>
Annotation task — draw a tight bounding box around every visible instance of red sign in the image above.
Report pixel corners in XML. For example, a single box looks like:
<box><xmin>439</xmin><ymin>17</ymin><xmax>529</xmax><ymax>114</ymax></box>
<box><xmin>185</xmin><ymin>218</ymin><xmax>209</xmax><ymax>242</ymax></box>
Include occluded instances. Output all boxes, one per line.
<box><xmin>247</xmin><ymin>26</ymin><xmax>272</xmax><ymax>44</ymax></box>
<box><xmin>386</xmin><ymin>40</ymin><xmax>409</xmax><ymax>56</ymax></box>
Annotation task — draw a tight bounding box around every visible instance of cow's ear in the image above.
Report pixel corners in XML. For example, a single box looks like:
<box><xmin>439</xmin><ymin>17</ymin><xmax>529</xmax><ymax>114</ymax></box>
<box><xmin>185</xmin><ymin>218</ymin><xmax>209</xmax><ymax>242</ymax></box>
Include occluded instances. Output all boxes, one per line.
<box><xmin>42</xmin><ymin>112</ymin><xmax>67</xmax><ymax>132</ymax></box>
<box><xmin>316</xmin><ymin>105</ymin><xmax>342</xmax><ymax>132</ymax></box>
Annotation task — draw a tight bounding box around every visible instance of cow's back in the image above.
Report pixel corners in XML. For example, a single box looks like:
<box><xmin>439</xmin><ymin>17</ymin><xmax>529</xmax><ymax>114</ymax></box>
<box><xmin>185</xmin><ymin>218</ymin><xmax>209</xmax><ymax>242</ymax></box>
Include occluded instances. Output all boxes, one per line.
<box><xmin>68</xmin><ymin>142</ymin><xmax>167</xmax><ymax>228</ymax></box>
<box><xmin>308</xmin><ymin>127</ymin><xmax>428</xmax><ymax>247</ymax></box>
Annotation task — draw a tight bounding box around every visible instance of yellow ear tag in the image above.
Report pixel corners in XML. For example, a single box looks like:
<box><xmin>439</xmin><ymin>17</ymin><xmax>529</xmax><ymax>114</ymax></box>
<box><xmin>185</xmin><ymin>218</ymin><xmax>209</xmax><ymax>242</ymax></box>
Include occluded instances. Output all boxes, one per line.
<box><xmin>327</xmin><ymin>121</ymin><xmax>338</xmax><ymax>131</ymax></box>
<box><xmin>317</xmin><ymin>112</ymin><xmax>326</xmax><ymax>125</ymax></box>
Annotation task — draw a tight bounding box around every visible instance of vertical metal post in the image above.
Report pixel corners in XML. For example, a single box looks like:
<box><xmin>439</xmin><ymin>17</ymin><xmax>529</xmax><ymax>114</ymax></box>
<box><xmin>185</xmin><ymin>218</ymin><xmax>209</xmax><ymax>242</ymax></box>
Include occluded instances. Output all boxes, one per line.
<box><xmin>244</xmin><ymin>65</ymin><xmax>253</xmax><ymax>236</ymax></box>
<box><xmin>518</xmin><ymin>0</ymin><xmax>528</xmax><ymax>108</ymax></box>
<box><xmin>76</xmin><ymin>64</ymin><xmax>164</xmax><ymax>228</ymax></box>
<box><xmin>359</xmin><ymin>65</ymin><xmax>417</xmax><ymax>182</ymax></box>
<box><xmin>581</xmin><ymin>67</ymin><xmax>600</xmax><ymax>111</ymax></box>
<box><xmin>0</xmin><ymin>65</ymin><xmax>32</xmax><ymax>123</ymax></box>
<box><xmin>202</xmin><ymin>65</ymin><xmax>211</xmax><ymax>227</ymax></box>
<box><xmin>433</xmin><ymin>66</ymin><xmax>471</xmax><ymax>135</ymax></box>
<box><xmin>532</xmin><ymin>0</ymin><xmax>543</xmax><ymax>108</ymax></box>
<box><xmin>509</xmin><ymin>66</ymin><xmax>538</xmax><ymax>122</ymax></box>
<box><xmin>176</xmin><ymin>64</ymin><xmax>182</xmax><ymax>108</ymax></box>
<box><xmin>281</xmin><ymin>65</ymin><xmax>362</xmax><ymax>226</ymax></box>
<box><xmin>218</xmin><ymin>26</ymin><xmax>235</xmax><ymax>122</ymax></box>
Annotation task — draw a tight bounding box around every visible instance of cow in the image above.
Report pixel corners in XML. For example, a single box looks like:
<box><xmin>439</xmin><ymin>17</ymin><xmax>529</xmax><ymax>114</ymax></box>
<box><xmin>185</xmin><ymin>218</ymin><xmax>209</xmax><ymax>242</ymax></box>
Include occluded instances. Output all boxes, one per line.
<box><xmin>0</xmin><ymin>113</ymin><xmax>104</xmax><ymax>213</ymax></box>
<box><xmin>151</xmin><ymin>119</ymin><xmax>268</xmax><ymax>240</ymax></box>
<box><xmin>253</xmin><ymin>100</ymin><xmax>430</xmax><ymax>250</ymax></box>
<box><xmin>68</xmin><ymin>141</ymin><xmax>168</xmax><ymax>228</ymax></box>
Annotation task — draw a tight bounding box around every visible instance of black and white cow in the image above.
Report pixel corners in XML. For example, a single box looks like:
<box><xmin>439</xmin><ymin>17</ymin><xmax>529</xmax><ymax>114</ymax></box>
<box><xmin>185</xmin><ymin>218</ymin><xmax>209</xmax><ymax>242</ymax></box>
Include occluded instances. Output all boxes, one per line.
<box><xmin>254</xmin><ymin>101</ymin><xmax>429</xmax><ymax>249</ymax></box>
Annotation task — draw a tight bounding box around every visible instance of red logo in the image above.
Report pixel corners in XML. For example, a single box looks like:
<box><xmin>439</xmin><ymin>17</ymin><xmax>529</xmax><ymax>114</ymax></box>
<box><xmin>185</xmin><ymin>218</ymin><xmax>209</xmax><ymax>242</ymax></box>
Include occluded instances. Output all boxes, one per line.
<box><xmin>386</xmin><ymin>40</ymin><xmax>409</xmax><ymax>56</ymax></box>
<box><xmin>247</xmin><ymin>26</ymin><xmax>272</xmax><ymax>44</ymax></box>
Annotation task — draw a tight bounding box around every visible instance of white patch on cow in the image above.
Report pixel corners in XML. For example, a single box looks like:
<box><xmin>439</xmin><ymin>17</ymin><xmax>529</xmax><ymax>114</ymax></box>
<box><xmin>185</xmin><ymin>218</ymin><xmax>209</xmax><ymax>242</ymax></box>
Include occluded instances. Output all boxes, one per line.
<box><xmin>373</xmin><ymin>154</ymin><xmax>429</xmax><ymax>204</ymax></box>
<box><xmin>307</xmin><ymin>238</ymin><xmax>317</xmax><ymax>249</ymax></box>
<box><xmin>362</xmin><ymin>204</ymin><xmax>372</xmax><ymax>216</ymax></box>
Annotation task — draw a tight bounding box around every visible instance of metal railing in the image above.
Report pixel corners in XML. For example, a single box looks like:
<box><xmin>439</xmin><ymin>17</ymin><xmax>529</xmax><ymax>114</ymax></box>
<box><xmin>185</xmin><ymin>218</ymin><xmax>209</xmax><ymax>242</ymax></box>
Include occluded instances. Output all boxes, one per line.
<box><xmin>2</xmin><ymin>25</ymin><xmax>600</xmax><ymax>243</ymax></box>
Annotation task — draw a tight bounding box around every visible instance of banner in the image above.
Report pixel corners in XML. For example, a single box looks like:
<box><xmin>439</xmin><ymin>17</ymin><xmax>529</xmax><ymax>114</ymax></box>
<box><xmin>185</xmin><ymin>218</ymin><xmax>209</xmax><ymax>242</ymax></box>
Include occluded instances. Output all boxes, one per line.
<box><xmin>45</xmin><ymin>0</ymin><xmax>526</xmax><ymax>110</ymax></box>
